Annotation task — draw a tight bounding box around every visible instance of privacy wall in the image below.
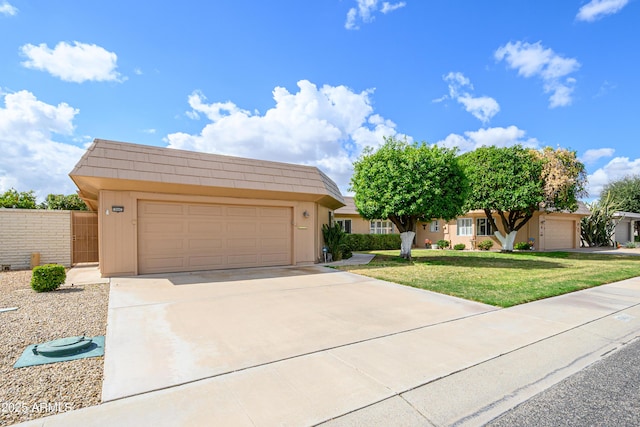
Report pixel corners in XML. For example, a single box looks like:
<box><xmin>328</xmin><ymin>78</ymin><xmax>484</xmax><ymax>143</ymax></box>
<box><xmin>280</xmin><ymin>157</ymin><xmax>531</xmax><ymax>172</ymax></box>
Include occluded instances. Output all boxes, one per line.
<box><xmin>0</xmin><ymin>209</ymin><xmax>72</xmax><ymax>270</ymax></box>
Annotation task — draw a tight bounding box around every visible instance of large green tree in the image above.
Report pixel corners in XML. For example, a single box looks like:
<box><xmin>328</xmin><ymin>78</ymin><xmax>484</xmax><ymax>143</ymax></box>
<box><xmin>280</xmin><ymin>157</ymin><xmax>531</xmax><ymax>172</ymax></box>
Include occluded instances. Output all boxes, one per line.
<box><xmin>350</xmin><ymin>137</ymin><xmax>467</xmax><ymax>259</ymax></box>
<box><xmin>41</xmin><ymin>194</ymin><xmax>88</xmax><ymax>210</ymax></box>
<box><xmin>602</xmin><ymin>175</ymin><xmax>640</xmax><ymax>214</ymax></box>
<box><xmin>460</xmin><ymin>145</ymin><xmax>586</xmax><ymax>251</ymax></box>
<box><xmin>0</xmin><ymin>188</ymin><xmax>37</xmax><ymax>209</ymax></box>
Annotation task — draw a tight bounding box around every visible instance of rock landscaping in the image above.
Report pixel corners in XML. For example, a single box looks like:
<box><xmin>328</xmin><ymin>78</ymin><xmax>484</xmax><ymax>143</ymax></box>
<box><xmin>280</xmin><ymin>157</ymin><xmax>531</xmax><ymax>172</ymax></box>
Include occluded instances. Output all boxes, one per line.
<box><xmin>0</xmin><ymin>269</ymin><xmax>109</xmax><ymax>426</ymax></box>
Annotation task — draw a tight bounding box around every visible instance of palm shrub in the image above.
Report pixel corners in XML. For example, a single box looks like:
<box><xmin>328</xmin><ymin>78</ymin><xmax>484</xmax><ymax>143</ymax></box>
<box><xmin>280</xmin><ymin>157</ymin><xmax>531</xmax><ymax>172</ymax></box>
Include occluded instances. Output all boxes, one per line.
<box><xmin>581</xmin><ymin>193</ymin><xmax>620</xmax><ymax>247</ymax></box>
<box><xmin>322</xmin><ymin>223</ymin><xmax>349</xmax><ymax>261</ymax></box>
<box><xmin>31</xmin><ymin>264</ymin><xmax>66</xmax><ymax>292</ymax></box>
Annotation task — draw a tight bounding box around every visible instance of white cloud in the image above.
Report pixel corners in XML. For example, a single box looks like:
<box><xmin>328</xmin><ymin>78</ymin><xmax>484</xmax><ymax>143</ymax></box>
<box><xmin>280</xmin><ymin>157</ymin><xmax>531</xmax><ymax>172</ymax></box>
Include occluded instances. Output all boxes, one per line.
<box><xmin>0</xmin><ymin>90</ymin><xmax>85</xmax><ymax>199</ymax></box>
<box><xmin>437</xmin><ymin>72</ymin><xmax>500</xmax><ymax>123</ymax></box>
<box><xmin>580</xmin><ymin>147</ymin><xmax>615</xmax><ymax>165</ymax></box>
<box><xmin>0</xmin><ymin>1</ymin><xmax>17</xmax><ymax>16</ymax></box>
<box><xmin>134</xmin><ymin>67</ymin><xmax>143</xmax><ymax>75</ymax></box>
<box><xmin>166</xmin><ymin>80</ymin><xmax>406</xmax><ymax>193</ymax></box>
<box><xmin>587</xmin><ymin>156</ymin><xmax>640</xmax><ymax>197</ymax></box>
<box><xmin>381</xmin><ymin>1</ymin><xmax>406</xmax><ymax>14</ymax></box>
<box><xmin>495</xmin><ymin>41</ymin><xmax>580</xmax><ymax>108</ymax></box>
<box><xmin>436</xmin><ymin>125</ymin><xmax>540</xmax><ymax>154</ymax></box>
<box><xmin>345</xmin><ymin>0</ymin><xmax>406</xmax><ymax>30</ymax></box>
<box><xmin>20</xmin><ymin>41</ymin><xmax>123</xmax><ymax>83</ymax></box>
<box><xmin>142</xmin><ymin>128</ymin><xmax>157</xmax><ymax>134</ymax></box>
<box><xmin>577</xmin><ymin>0</ymin><xmax>629</xmax><ymax>22</ymax></box>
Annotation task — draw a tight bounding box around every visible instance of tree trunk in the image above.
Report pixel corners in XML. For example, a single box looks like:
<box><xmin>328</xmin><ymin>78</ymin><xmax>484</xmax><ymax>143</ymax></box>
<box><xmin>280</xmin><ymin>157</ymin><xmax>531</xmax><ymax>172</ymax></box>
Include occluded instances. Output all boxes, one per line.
<box><xmin>400</xmin><ymin>231</ymin><xmax>415</xmax><ymax>260</ymax></box>
<box><xmin>494</xmin><ymin>230</ymin><xmax>517</xmax><ymax>251</ymax></box>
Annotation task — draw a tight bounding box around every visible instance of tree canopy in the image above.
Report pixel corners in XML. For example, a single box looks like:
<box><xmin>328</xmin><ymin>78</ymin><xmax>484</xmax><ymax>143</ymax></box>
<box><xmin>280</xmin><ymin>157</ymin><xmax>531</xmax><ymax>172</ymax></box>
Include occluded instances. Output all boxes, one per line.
<box><xmin>460</xmin><ymin>145</ymin><xmax>586</xmax><ymax>251</ymax></box>
<box><xmin>350</xmin><ymin>137</ymin><xmax>467</xmax><ymax>258</ymax></box>
<box><xmin>41</xmin><ymin>194</ymin><xmax>88</xmax><ymax>210</ymax></box>
<box><xmin>602</xmin><ymin>175</ymin><xmax>640</xmax><ymax>214</ymax></box>
<box><xmin>0</xmin><ymin>188</ymin><xmax>37</xmax><ymax>209</ymax></box>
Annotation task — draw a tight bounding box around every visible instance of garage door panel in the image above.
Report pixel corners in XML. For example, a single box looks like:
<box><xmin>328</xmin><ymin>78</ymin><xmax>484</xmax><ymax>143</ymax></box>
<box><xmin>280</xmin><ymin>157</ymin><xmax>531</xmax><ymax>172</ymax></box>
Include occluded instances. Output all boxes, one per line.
<box><xmin>188</xmin><ymin>205</ymin><xmax>224</xmax><ymax>216</ymax></box>
<box><xmin>188</xmin><ymin>239</ymin><xmax>223</xmax><ymax>250</ymax></box>
<box><xmin>141</xmin><ymin>202</ymin><xmax>185</xmax><ymax>215</ymax></box>
<box><xmin>260</xmin><ymin>238</ymin><xmax>289</xmax><ymax>250</ymax></box>
<box><xmin>189</xmin><ymin>255</ymin><xmax>225</xmax><ymax>267</ymax></box>
<box><xmin>143</xmin><ymin>257</ymin><xmax>185</xmax><ymax>271</ymax></box>
<box><xmin>227</xmin><ymin>254</ymin><xmax>259</xmax><ymax>265</ymax></box>
<box><xmin>140</xmin><ymin>238</ymin><xmax>184</xmax><ymax>252</ymax></box>
<box><xmin>228</xmin><ymin>207</ymin><xmax>258</xmax><ymax>217</ymax></box>
<box><xmin>188</xmin><ymin>221</ymin><xmax>224</xmax><ymax>234</ymax></box>
<box><xmin>138</xmin><ymin>200</ymin><xmax>292</xmax><ymax>274</ymax></box>
<box><xmin>260</xmin><ymin>207</ymin><xmax>290</xmax><ymax>217</ymax></box>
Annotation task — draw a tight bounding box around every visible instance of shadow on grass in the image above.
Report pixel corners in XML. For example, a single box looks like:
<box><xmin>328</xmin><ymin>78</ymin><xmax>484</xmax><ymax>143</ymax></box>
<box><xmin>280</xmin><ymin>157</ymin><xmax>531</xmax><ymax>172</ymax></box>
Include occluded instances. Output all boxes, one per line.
<box><xmin>366</xmin><ymin>254</ymin><xmax>566</xmax><ymax>270</ymax></box>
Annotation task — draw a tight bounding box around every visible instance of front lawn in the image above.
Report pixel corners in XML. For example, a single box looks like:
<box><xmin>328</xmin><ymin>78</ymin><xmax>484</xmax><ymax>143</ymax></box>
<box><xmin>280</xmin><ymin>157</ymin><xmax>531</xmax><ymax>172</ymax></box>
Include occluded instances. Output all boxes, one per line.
<box><xmin>337</xmin><ymin>250</ymin><xmax>640</xmax><ymax>307</ymax></box>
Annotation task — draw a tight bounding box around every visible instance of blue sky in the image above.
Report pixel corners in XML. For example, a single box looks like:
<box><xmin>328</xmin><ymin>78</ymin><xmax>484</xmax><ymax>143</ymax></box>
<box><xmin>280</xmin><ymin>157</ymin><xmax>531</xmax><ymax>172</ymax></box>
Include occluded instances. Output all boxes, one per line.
<box><xmin>1</xmin><ymin>0</ymin><xmax>638</xmax><ymax>201</ymax></box>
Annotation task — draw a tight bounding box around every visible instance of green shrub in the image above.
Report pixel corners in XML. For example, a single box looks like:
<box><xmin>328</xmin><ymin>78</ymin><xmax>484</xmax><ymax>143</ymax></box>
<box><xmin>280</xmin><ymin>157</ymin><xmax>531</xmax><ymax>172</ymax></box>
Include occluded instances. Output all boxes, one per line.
<box><xmin>345</xmin><ymin>233</ymin><xmax>401</xmax><ymax>251</ymax></box>
<box><xmin>453</xmin><ymin>243</ymin><xmax>465</xmax><ymax>250</ymax></box>
<box><xmin>514</xmin><ymin>242</ymin><xmax>531</xmax><ymax>250</ymax></box>
<box><xmin>322</xmin><ymin>223</ymin><xmax>349</xmax><ymax>261</ymax></box>
<box><xmin>31</xmin><ymin>264</ymin><xmax>66</xmax><ymax>292</ymax></box>
<box><xmin>437</xmin><ymin>239</ymin><xmax>450</xmax><ymax>249</ymax></box>
<box><xmin>624</xmin><ymin>241</ymin><xmax>637</xmax><ymax>249</ymax></box>
<box><xmin>478</xmin><ymin>239</ymin><xmax>494</xmax><ymax>251</ymax></box>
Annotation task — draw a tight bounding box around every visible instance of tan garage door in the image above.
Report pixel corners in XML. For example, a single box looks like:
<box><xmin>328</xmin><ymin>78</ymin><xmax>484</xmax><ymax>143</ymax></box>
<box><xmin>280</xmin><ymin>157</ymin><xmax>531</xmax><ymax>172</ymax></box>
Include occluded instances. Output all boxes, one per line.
<box><xmin>138</xmin><ymin>201</ymin><xmax>292</xmax><ymax>274</ymax></box>
<box><xmin>545</xmin><ymin>219</ymin><xmax>575</xmax><ymax>250</ymax></box>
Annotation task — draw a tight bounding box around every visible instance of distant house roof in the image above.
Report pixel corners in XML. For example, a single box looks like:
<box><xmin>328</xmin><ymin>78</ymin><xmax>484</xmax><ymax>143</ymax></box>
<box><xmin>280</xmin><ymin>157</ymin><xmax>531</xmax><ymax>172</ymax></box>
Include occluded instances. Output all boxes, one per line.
<box><xmin>614</xmin><ymin>211</ymin><xmax>640</xmax><ymax>220</ymax></box>
<box><xmin>70</xmin><ymin>139</ymin><xmax>344</xmax><ymax>211</ymax></box>
<box><xmin>334</xmin><ymin>196</ymin><xmax>359</xmax><ymax>215</ymax></box>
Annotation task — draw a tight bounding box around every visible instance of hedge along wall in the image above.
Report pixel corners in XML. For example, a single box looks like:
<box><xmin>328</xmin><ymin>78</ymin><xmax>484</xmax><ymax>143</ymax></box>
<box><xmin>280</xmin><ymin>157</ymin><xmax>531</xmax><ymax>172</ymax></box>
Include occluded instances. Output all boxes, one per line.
<box><xmin>345</xmin><ymin>233</ymin><xmax>401</xmax><ymax>251</ymax></box>
<box><xmin>0</xmin><ymin>209</ymin><xmax>72</xmax><ymax>270</ymax></box>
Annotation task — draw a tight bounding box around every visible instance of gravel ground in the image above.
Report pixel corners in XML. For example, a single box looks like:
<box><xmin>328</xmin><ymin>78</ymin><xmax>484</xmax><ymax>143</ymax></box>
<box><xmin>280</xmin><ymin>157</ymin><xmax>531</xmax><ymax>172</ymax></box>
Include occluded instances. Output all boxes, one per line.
<box><xmin>0</xmin><ymin>269</ymin><xmax>109</xmax><ymax>426</ymax></box>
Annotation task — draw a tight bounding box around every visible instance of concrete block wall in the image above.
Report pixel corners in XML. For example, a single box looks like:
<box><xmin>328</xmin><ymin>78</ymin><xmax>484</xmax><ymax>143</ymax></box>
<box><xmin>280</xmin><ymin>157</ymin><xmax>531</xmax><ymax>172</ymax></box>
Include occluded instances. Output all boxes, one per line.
<box><xmin>0</xmin><ymin>209</ymin><xmax>72</xmax><ymax>270</ymax></box>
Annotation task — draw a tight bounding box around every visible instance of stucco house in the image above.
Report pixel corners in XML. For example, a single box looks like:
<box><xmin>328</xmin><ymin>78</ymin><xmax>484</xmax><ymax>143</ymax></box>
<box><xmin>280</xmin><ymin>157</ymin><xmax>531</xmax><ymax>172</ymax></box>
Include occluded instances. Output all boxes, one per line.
<box><xmin>70</xmin><ymin>139</ymin><xmax>344</xmax><ymax>277</ymax></box>
<box><xmin>334</xmin><ymin>197</ymin><xmax>590</xmax><ymax>251</ymax></box>
<box><xmin>613</xmin><ymin>211</ymin><xmax>640</xmax><ymax>245</ymax></box>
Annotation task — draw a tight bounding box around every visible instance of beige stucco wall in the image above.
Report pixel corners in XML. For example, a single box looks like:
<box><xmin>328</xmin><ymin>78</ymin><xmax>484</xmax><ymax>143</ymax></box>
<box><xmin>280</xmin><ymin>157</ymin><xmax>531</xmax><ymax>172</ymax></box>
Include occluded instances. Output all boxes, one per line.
<box><xmin>0</xmin><ymin>209</ymin><xmax>72</xmax><ymax>270</ymax></box>
<box><xmin>334</xmin><ymin>214</ymin><xmax>372</xmax><ymax>235</ymax></box>
<box><xmin>98</xmin><ymin>190</ymin><xmax>329</xmax><ymax>276</ymax></box>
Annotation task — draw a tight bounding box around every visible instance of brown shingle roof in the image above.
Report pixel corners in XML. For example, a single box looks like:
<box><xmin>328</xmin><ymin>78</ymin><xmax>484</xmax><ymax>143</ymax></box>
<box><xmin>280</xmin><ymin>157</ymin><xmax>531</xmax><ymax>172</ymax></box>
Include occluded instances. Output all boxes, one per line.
<box><xmin>70</xmin><ymin>139</ymin><xmax>344</xmax><ymax>210</ymax></box>
<box><xmin>334</xmin><ymin>196</ymin><xmax>359</xmax><ymax>215</ymax></box>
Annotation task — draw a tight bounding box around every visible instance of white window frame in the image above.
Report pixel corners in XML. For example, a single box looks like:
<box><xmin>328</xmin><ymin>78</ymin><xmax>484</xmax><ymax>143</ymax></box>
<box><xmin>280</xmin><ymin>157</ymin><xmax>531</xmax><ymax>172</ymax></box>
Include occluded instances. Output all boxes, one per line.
<box><xmin>457</xmin><ymin>218</ymin><xmax>473</xmax><ymax>236</ymax></box>
<box><xmin>430</xmin><ymin>220</ymin><xmax>440</xmax><ymax>232</ymax></box>
<box><xmin>370</xmin><ymin>220</ymin><xmax>394</xmax><ymax>235</ymax></box>
<box><xmin>336</xmin><ymin>219</ymin><xmax>352</xmax><ymax>234</ymax></box>
<box><xmin>476</xmin><ymin>218</ymin><xmax>493</xmax><ymax>236</ymax></box>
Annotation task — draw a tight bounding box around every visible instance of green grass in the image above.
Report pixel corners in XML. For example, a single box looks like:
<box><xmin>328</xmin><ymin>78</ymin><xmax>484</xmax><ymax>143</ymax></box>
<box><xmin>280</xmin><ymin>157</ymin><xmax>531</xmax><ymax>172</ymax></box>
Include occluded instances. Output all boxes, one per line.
<box><xmin>338</xmin><ymin>249</ymin><xmax>640</xmax><ymax>307</ymax></box>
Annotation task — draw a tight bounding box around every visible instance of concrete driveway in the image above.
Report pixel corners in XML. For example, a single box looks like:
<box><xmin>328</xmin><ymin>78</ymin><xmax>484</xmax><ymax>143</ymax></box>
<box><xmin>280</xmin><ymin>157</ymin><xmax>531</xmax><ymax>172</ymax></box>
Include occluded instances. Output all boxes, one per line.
<box><xmin>102</xmin><ymin>265</ymin><xmax>497</xmax><ymax>401</ymax></box>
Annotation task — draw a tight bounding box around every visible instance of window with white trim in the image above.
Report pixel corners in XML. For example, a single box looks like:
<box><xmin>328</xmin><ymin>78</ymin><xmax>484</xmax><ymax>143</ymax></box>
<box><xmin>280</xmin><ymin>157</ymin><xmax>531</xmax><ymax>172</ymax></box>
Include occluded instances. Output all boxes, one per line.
<box><xmin>457</xmin><ymin>218</ymin><xmax>473</xmax><ymax>236</ymax></box>
<box><xmin>370</xmin><ymin>220</ymin><xmax>394</xmax><ymax>234</ymax></box>
<box><xmin>430</xmin><ymin>220</ymin><xmax>439</xmax><ymax>232</ymax></box>
<box><xmin>476</xmin><ymin>218</ymin><xmax>493</xmax><ymax>236</ymax></box>
<box><xmin>336</xmin><ymin>219</ymin><xmax>352</xmax><ymax>234</ymax></box>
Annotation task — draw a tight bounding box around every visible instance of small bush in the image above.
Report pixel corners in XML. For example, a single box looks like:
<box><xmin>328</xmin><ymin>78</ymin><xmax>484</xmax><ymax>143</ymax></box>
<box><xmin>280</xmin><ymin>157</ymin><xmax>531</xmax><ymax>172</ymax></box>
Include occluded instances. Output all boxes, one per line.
<box><xmin>437</xmin><ymin>239</ymin><xmax>450</xmax><ymax>249</ymax></box>
<box><xmin>514</xmin><ymin>242</ymin><xmax>531</xmax><ymax>250</ymax></box>
<box><xmin>453</xmin><ymin>243</ymin><xmax>465</xmax><ymax>250</ymax></box>
<box><xmin>31</xmin><ymin>264</ymin><xmax>66</xmax><ymax>292</ymax></box>
<box><xmin>624</xmin><ymin>241</ymin><xmax>637</xmax><ymax>249</ymax></box>
<box><xmin>478</xmin><ymin>239</ymin><xmax>494</xmax><ymax>251</ymax></box>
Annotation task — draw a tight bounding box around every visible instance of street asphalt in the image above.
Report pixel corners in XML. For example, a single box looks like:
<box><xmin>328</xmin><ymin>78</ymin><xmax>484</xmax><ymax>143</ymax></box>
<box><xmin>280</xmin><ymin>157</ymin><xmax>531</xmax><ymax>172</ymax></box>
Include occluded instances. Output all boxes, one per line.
<box><xmin>487</xmin><ymin>337</ymin><xmax>640</xmax><ymax>427</ymax></box>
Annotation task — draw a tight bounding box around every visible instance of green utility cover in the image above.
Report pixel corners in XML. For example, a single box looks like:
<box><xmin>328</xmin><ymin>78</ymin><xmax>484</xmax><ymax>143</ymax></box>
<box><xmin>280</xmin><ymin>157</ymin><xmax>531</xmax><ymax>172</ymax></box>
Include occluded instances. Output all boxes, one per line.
<box><xmin>14</xmin><ymin>336</ymin><xmax>105</xmax><ymax>368</ymax></box>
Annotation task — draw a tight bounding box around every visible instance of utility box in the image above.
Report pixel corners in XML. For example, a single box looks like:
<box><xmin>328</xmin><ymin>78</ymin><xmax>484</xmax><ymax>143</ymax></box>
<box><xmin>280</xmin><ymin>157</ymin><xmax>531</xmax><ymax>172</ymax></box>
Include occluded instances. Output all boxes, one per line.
<box><xmin>30</xmin><ymin>252</ymin><xmax>40</xmax><ymax>269</ymax></box>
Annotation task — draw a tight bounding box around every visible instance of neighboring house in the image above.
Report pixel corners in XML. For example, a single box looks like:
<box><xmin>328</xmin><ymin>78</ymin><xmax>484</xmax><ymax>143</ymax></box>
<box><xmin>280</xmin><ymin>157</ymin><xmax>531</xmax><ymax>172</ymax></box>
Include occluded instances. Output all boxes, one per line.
<box><xmin>613</xmin><ymin>211</ymin><xmax>640</xmax><ymax>244</ymax></box>
<box><xmin>70</xmin><ymin>139</ymin><xmax>344</xmax><ymax>277</ymax></box>
<box><xmin>336</xmin><ymin>197</ymin><xmax>589</xmax><ymax>251</ymax></box>
<box><xmin>334</xmin><ymin>197</ymin><xmax>397</xmax><ymax>235</ymax></box>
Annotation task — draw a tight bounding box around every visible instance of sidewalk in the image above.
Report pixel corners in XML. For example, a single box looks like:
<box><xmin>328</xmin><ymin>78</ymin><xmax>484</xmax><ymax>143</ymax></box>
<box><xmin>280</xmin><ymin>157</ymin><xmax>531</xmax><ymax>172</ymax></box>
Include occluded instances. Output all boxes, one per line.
<box><xmin>13</xmin><ymin>274</ymin><xmax>640</xmax><ymax>426</ymax></box>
